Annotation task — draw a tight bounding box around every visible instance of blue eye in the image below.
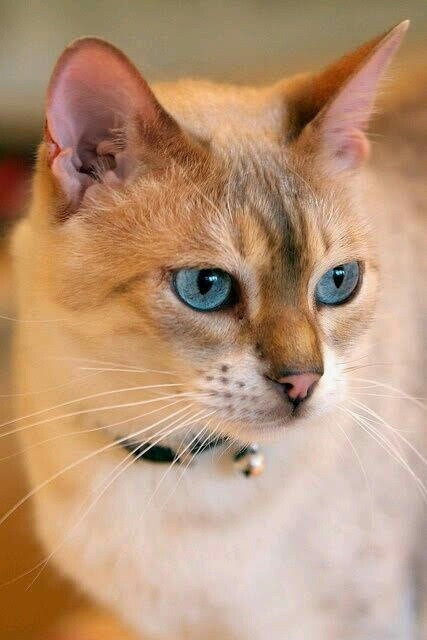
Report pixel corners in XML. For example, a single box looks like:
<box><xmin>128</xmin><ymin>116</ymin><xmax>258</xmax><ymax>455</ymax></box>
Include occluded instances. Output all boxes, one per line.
<box><xmin>315</xmin><ymin>262</ymin><xmax>360</xmax><ymax>306</ymax></box>
<box><xmin>173</xmin><ymin>268</ymin><xmax>234</xmax><ymax>311</ymax></box>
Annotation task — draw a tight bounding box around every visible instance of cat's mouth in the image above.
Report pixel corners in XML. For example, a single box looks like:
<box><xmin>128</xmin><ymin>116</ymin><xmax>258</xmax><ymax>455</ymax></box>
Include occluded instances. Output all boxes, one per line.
<box><xmin>195</xmin><ymin>386</ymin><xmax>319</xmax><ymax>436</ymax></box>
<box><xmin>189</xmin><ymin>358</ymin><xmax>341</xmax><ymax>441</ymax></box>
<box><xmin>205</xmin><ymin>405</ymin><xmax>322</xmax><ymax>443</ymax></box>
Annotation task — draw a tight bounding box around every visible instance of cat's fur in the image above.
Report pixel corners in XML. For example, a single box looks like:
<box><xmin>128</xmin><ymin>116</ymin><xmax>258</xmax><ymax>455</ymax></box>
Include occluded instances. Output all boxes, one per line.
<box><xmin>11</xmin><ymin>22</ymin><xmax>427</xmax><ymax>639</ymax></box>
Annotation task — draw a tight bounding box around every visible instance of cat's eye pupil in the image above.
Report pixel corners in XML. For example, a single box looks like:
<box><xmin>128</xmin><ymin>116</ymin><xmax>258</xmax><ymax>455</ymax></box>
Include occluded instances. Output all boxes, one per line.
<box><xmin>197</xmin><ymin>270</ymin><xmax>216</xmax><ymax>295</ymax></box>
<box><xmin>332</xmin><ymin>266</ymin><xmax>345</xmax><ymax>288</ymax></box>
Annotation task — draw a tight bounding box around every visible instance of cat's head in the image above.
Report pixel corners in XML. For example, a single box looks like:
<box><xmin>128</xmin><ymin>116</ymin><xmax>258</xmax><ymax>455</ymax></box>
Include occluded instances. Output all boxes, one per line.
<box><xmin>31</xmin><ymin>23</ymin><xmax>407</xmax><ymax>441</ymax></box>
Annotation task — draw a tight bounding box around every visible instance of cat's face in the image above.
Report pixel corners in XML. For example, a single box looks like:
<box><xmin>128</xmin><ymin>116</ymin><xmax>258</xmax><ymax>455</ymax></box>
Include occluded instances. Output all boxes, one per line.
<box><xmin>35</xmin><ymin>25</ymin><xmax>406</xmax><ymax>441</ymax></box>
<box><xmin>46</xmin><ymin>140</ymin><xmax>377</xmax><ymax>441</ymax></box>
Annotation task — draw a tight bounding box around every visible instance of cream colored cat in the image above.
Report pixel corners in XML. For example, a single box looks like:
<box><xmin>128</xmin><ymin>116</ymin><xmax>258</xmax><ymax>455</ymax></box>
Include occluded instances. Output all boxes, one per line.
<box><xmin>11</xmin><ymin>21</ymin><xmax>427</xmax><ymax>639</ymax></box>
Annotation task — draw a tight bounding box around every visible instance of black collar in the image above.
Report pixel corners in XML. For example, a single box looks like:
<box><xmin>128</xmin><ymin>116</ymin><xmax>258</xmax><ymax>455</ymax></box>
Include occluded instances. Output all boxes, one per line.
<box><xmin>118</xmin><ymin>435</ymin><xmax>228</xmax><ymax>465</ymax></box>
<box><xmin>117</xmin><ymin>436</ymin><xmax>265</xmax><ymax>477</ymax></box>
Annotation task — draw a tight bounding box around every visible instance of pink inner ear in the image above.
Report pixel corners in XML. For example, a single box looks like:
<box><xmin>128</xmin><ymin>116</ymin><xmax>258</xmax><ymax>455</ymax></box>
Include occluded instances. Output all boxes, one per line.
<box><xmin>46</xmin><ymin>39</ymin><xmax>161</xmax><ymax>207</ymax></box>
<box><xmin>318</xmin><ymin>22</ymin><xmax>408</xmax><ymax>171</ymax></box>
<box><xmin>330</xmin><ymin>127</ymin><xmax>371</xmax><ymax>171</ymax></box>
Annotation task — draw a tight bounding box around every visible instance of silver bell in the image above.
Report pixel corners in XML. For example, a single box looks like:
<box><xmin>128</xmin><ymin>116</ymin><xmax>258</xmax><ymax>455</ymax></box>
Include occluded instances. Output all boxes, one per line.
<box><xmin>233</xmin><ymin>443</ymin><xmax>265</xmax><ymax>477</ymax></box>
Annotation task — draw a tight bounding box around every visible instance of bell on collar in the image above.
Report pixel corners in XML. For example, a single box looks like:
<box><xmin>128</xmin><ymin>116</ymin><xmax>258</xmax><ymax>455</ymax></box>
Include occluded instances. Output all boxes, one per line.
<box><xmin>233</xmin><ymin>443</ymin><xmax>265</xmax><ymax>477</ymax></box>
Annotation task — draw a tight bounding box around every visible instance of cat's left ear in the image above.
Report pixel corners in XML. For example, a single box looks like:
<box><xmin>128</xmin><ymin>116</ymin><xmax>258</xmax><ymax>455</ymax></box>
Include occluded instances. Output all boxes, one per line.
<box><xmin>44</xmin><ymin>37</ymin><xmax>192</xmax><ymax>211</ymax></box>
<box><xmin>288</xmin><ymin>21</ymin><xmax>409</xmax><ymax>172</ymax></box>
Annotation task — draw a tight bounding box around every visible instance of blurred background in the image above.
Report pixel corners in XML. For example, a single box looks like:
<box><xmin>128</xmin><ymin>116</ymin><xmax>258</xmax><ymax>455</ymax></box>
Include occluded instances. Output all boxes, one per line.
<box><xmin>0</xmin><ymin>1</ymin><xmax>426</xmax><ymax>637</ymax></box>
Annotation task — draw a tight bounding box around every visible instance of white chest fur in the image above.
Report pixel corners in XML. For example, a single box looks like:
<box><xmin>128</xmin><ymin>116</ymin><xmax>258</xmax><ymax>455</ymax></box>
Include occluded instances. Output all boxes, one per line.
<box><xmin>27</xmin><ymin>414</ymin><xmax>418</xmax><ymax>640</ymax></box>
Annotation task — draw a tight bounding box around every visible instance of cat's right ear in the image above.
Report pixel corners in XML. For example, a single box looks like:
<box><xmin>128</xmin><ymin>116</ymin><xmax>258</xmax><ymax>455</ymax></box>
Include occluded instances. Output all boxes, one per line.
<box><xmin>284</xmin><ymin>21</ymin><xmax>408</xmax><ymax>172</ymax></box>
<box><xmin>44</xmin><ymin>38</ymin><xmax>185</xmax><ymax>211</ymax></box>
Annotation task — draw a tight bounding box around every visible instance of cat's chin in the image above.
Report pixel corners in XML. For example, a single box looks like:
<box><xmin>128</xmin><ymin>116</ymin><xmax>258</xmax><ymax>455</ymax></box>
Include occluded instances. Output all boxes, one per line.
<box><xmin>215</xmin><ymin>407</ymin><xmax>332</xmax><ymax>443</ymax></box>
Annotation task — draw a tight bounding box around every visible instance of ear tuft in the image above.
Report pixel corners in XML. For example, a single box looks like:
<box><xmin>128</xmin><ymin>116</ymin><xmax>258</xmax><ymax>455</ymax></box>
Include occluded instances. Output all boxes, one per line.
<box><xmin>45</xmin><ymin>38</ymin><xmax>179</xmax><ymax>210</ymax></box>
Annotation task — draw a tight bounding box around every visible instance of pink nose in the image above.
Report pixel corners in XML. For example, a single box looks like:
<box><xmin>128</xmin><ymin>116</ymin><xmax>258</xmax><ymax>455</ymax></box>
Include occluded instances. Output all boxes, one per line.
<box><xmin>277</xmin><ymin>372</ymin><xmax>321</xmax><ymax>403</ymax></box>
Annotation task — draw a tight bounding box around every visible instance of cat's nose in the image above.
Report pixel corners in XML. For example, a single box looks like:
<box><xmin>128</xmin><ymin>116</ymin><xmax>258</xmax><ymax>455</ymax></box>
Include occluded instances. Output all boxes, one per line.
<box><xmin>277</xmin><ymin>371</ymin><xmax>321</xmax><ymax>404</ymax></box>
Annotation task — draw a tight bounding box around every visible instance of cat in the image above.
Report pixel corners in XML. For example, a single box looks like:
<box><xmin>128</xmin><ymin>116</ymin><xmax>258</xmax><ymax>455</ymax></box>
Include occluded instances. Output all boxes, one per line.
<box><xmin>10</xmin><ymin>20</ymin><xmax>427</xmax><ymax>639</ymax></box>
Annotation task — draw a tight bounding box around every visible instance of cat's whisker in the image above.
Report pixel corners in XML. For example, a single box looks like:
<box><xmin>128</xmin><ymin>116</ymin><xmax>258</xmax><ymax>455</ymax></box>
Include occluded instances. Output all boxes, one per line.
<box><xmin>151</xmin><ymin>415</ymin><xmax>216</xmax><ymax>507</ymax></box>
<box><xmin>342</xmin><ymin>406</ymin><xmax>411</xmax><ymax>476</ymax></box>
<box><xmin>48</xmin><ymin>355</ymin><xmax>143</xmax><ymax>369</ymax></box>
<box><xmin>157</xmin><ymin>417</ymin><xmax>223</xmax><ymax>515</ymax></box>
<box><xmin>0</xmin><ymin>403</ymin><xmax>201</xmax><ymax>587</ymax></box>
<box><xmin>0</xmin><ymin>398</ymin><xmax>187</xmax><ymax>463</ymax></box>
<box><xmin>336</xmin><ymin>422</ymin><xmax>372</xmax><ymax>494</ymax></box>
<box><xmin>132</xmin><ymin>412</ymin><xmax>214</xmax><ymax>515</ymax></box>
<box><xmin>108</xmin><ymin>409</ymin><xmax>214</xmax><ymax>573</ymax></box>
<box><xmin>0</xmin><ymin>384</ymin><xmax>193</xmax><ymax>435</ymax></box>
<box><xmin>216</xmin><ymin>427</ymin><xmax>238</xmax><ymax>463</ymax></box>
<box><xmin>338</xmin><ymin>353</ymin><xmax>372</xmax><ymax>367</ymax></box>
<box><xmin>78</xmin><ymin>366</ymin><xmax>180</xmax><ymax>377</ymax></box>
<box><xmin>350</xmin><ymin>399</ymin><xmax>427</xmax><ymax>466</ymax></box>
<box><xmin>340</xmin><ymin>406</ymin><xmax>427</xmax><ymax>501</ymax></box>
<box><xmin>348</xmin><ymin>384</ymin><xmax>387</xmax><ymax>390</ymax></box>
<box><xmin>343</xmin><ymin>362</ymin><xmax>406</xmax><ymax>373</ymax></box>
<box><xmin>24</xmin><ymin>405</ymin><xmax>203</xmax><ymax>590</ymax></box>
<box><xmin>345</xmin><ymin>402</ymin><xmax>403</xmax><ymax>453</ymax></box>
<box><xmin>116</xmin><ymin>416</ymin><xmax>223</xmax><ymax>576</ymax></box>
<box><xmin>351</xmin><ymin>377</ymin><xmax>426</xmax><ymax>410</ymax></box>
<box><xmin>0</xmin><ymin>370</ymin><xmax>104</xmax><ymax>399</ymax></box>
<box><xmin>350</xmin><ymin>399</ymin><xmax>407</xmax><ymax>458</ymax></box>
<box><xmin>0</xmin><ymin>313</ymin><xmax>86</xmax><ymax>325</ymax></box>
<box><xmin>350</xmin><ymin>391</ymin><xmax>426</xmax><ymax>400</ymax></box>
<box><xmin>49</xmin><ymin>355</ymin><xmax>180</xmax><ymax>377</ymax></box>
<box><xmin>0</xmin><ymin>403</ymin><xmax>198</xmax><ymax>531</ymax></box>
<box><xmin>113</xmin><ymin>418</ymin><xmax>224</xmax><ymax>582</ymax></box>
<box><xmin>0</xmin><ymin>392</ymin><xmax>208</xmax><ymax>441</ymax></box>
<box><xmin>334</xmin><ymin>421</ymin><xmax>375</xmax><ymax>529</ymax></box>
<box><xmin>209</xmin><ymin>418</ymin><xmax>227</xmax><ymax>464</ymax></box>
